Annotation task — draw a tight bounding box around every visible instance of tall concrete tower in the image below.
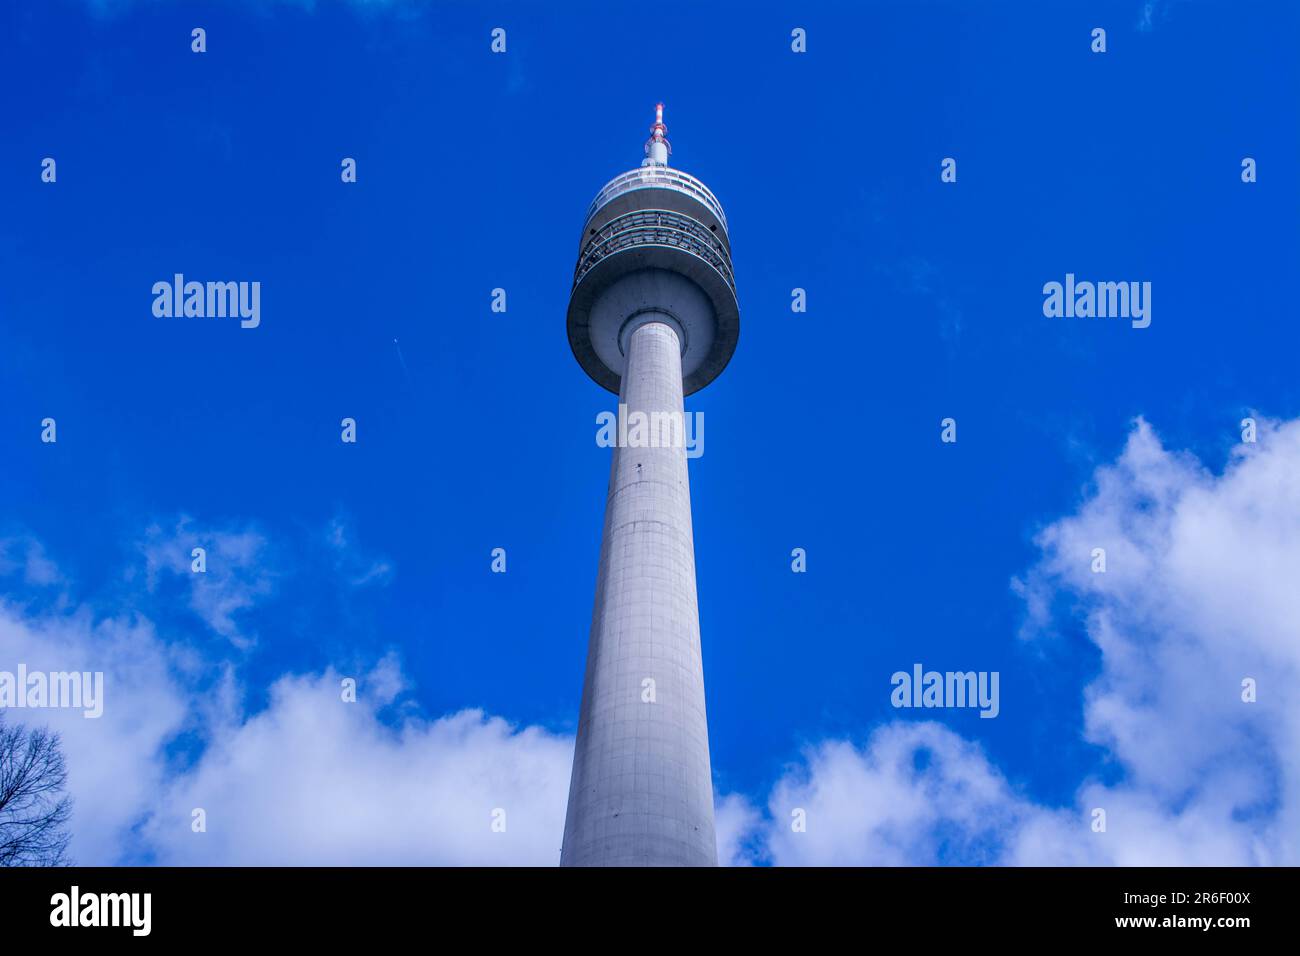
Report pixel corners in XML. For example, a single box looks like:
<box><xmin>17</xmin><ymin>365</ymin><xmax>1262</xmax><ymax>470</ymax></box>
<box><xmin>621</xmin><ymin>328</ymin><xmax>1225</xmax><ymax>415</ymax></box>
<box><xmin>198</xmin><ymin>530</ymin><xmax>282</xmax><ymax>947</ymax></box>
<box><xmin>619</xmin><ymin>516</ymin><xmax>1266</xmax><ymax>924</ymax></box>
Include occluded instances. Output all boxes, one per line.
<box><xmin>561</xmin><ymin>104</ymin><xmax>739</xmax><ymax>866</ymax></box>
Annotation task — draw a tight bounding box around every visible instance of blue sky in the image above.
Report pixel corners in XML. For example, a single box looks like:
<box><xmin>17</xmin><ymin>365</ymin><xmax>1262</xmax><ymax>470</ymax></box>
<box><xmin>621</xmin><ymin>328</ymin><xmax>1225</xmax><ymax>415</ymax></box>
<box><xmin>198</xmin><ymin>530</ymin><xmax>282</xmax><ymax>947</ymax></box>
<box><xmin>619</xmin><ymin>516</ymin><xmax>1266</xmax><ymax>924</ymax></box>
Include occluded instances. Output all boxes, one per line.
<box><xmin>2</xmin><ymin>0</ymin><xmax>1298</xmax><ymax>865</ymax></box>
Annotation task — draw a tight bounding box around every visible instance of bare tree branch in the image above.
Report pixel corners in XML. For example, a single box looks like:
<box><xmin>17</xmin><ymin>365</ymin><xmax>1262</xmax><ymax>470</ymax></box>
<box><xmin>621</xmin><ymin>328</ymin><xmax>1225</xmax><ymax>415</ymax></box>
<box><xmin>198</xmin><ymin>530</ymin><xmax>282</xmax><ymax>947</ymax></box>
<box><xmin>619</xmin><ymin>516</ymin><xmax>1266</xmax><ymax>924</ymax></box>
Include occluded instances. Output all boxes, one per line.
<box><xmin>0</xmin><ymin>714</ymin><xmax>74</xmax><ymax>866</ymax></box>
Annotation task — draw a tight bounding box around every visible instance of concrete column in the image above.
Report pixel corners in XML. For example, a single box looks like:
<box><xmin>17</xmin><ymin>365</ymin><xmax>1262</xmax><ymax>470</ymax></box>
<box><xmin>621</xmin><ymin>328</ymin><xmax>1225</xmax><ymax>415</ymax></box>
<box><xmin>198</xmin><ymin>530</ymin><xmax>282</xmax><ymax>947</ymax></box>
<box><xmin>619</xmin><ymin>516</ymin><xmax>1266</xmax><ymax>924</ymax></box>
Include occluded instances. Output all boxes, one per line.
<box><xmin>561</xmin><ymin>319</ymin><xmax>718</xmax><ymax>867</ymax></box>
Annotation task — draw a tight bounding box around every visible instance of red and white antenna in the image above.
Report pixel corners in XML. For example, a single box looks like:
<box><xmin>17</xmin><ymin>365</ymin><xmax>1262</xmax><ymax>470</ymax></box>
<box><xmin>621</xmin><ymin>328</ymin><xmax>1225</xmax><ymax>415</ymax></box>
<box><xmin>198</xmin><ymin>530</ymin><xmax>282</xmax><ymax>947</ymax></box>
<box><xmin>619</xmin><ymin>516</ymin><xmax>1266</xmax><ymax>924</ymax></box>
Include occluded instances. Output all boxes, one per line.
<box><xmin>642</xmin><ymin>102</ymin><xmax>671</xmax><ymax>166</ymax></box>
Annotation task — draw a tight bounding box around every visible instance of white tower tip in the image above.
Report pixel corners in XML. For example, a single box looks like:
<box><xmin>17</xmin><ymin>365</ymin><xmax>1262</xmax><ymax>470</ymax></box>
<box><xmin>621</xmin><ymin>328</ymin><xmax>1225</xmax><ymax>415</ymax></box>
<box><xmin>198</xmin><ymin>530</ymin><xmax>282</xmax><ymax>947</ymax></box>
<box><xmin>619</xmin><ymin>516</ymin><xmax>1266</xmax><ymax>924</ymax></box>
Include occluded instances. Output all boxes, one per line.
<box><xmin>642</xmin><ymin>102</ymin><xmax>671</xmax><ymax>167</ymax></box>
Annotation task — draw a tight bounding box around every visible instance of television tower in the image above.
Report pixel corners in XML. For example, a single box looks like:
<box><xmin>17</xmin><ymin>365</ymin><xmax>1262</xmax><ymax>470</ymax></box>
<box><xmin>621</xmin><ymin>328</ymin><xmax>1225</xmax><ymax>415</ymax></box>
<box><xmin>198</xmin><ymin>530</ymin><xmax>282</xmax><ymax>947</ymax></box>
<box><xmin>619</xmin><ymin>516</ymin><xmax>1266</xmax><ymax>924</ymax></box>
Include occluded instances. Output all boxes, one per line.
<box><xmin>561</xmin><ymin>104</ymin><xmax>739</xmax><ymax>866</ymax></box>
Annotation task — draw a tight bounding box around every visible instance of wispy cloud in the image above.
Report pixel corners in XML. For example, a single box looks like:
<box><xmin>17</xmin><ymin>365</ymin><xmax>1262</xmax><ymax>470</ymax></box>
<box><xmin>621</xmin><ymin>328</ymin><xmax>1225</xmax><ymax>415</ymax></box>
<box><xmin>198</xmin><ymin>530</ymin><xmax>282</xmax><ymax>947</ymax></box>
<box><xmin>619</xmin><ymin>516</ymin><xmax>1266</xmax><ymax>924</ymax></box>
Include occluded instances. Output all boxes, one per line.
<box><xmin>138</xmin><ymin>518</ymin><xmax>275</xmax><ymax>649</ymax></box>
<box><xmin>325</xmin><ymin>516</ymin><xmax>393</xmax><ymax>589</ymax></box>
<box><xmin>1137</xmin><ymin>0</ymin><xmax>1182</xmax><ymax>33</ymax></box>
<box><xmin>1138</xmin><ymin>1</ymin><xmax>1158</xmax><ymax>32</ymax></box>
<box><xmin>0</xmin><ymin>536</ymin><xmax>64</xmax><ymax>589</ymax></box>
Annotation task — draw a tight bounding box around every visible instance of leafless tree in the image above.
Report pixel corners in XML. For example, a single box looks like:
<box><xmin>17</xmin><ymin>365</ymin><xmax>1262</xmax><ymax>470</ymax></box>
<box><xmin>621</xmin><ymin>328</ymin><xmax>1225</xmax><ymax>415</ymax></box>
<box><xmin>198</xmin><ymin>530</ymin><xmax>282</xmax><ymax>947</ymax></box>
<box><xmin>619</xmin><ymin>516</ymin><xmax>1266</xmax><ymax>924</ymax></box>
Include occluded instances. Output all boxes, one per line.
<box><xmin>0</xmin><ymin>715</ymin><xmax>73</xmax><ymax>866</ymax></box>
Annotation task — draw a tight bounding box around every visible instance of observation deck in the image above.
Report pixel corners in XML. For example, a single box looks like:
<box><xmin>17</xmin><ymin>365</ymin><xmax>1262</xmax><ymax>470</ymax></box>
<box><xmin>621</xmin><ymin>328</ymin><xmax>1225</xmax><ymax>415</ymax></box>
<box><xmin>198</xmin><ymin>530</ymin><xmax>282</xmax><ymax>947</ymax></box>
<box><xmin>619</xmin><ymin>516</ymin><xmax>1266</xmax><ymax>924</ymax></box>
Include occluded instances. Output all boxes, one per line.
<box><xmin>566</xmin><ymin>106</ymin><xmax>739</xmax><ymax>397</ymax></box>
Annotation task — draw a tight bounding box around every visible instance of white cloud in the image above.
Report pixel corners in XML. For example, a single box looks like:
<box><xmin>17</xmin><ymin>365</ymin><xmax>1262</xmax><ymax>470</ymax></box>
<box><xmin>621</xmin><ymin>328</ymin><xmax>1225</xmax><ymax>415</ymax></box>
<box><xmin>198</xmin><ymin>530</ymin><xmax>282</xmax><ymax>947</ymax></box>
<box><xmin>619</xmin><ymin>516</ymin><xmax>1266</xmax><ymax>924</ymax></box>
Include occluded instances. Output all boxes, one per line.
<box><xmin>1</xmin><ymin>599</ymin><xmax>574</xmax><ymax>865</ymax></box>
<box><xmin>141</xmin><ymin>658</ymin><xmax>573</xmax><ymax>866</ymax></box>
<box><xmin>730</xmin><ymin>416</ymin><xmax>1300</xmax><ymax>865</ymax></box>
<box><xmin>755</xmin><ymin>723</ymin><xmax>1052</xmax><ymax>866</ymax></box>
<box><xmin>8</xmin><ymin>416</ymin><xmax>1297</xmax><ymax>865</ymax></box>
<box><xmin>714</xmin><ymin>791</ymin><xmax>763</xmax><ymax>867</ymax></box>
<box><xmin>3</xmin><ymin>519</ymin><xmax>571</xmax><ymax>866</ymax></box>
<box><xmin>0</xmin><ymin>603</ymin><xmax>189</xmax><ymax>865</ymax></box>
<box><xmin>1013</xmin><ymin>416</ymin><xmax>1300</xmax><ymax>864</ymax></box>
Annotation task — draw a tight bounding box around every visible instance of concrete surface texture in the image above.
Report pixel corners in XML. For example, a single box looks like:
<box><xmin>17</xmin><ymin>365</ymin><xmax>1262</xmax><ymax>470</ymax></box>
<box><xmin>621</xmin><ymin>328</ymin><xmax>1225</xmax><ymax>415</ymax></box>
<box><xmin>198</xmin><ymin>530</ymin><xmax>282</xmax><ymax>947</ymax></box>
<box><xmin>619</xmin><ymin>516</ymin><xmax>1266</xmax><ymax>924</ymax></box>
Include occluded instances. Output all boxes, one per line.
<box><xmin>560</xmin><ymin>319</ymin><xmax>718</xmax><ymax>866</ymax></box>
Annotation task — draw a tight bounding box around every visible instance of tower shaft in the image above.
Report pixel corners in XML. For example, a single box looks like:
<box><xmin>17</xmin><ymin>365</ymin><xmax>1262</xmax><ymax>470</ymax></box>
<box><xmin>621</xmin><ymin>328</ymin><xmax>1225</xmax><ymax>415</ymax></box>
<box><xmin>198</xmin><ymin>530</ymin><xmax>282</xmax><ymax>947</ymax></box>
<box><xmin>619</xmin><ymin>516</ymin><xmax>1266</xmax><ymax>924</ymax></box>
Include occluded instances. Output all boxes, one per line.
<box><xmin>563</xmin><ymin>104</ymin><xmax>736</xmax><ymax>867</ymax></box>
<box><xmin>561</xmin><ymin>320</ymin><xmax>717</xmax><ymax>866</ymax></box>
